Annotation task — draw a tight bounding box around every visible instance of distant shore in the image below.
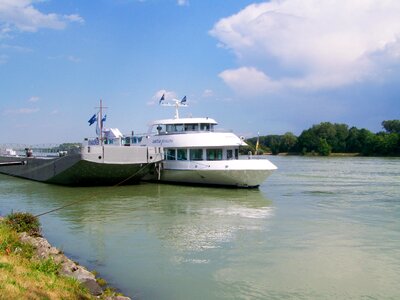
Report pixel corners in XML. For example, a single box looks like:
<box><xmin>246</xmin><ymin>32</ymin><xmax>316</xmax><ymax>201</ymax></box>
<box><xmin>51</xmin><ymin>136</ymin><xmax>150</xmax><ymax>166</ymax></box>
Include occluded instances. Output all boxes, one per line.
<box><xmin>259</xmin><ymin>152</ymin><xmax>399</xmax><ymax>157</ymax></box>
<box><xmin>245</xmin><ymin>120</ymin><xmax>400</xmax><ymax>157</ymax></box>
<box><xmin>276</xmin><ymin>152</ymin><xmax>361</xmax><ymax>157</ymax></box>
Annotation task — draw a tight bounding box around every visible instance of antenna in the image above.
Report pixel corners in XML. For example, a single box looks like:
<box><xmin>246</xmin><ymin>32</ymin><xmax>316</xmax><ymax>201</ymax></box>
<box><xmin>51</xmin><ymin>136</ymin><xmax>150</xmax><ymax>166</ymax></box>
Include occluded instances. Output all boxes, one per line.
<box><xmin>160</xmin><ymin>98</ymin><xmax>188</xmax><ymax>119</ymax></box>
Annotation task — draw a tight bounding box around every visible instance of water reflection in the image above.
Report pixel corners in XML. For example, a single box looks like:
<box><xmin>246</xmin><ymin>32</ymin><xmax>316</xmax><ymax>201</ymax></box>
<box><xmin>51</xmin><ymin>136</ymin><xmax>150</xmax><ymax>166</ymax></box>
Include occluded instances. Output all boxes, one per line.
<box><xmin>0</xmin><ymin>176</ymin><xmax>273</xmax><ymax>260</ymax></box>
<box><xmin>40</xmin><ymin>184</ymin><xmax>273</xmax><ymax>254</ymax></box>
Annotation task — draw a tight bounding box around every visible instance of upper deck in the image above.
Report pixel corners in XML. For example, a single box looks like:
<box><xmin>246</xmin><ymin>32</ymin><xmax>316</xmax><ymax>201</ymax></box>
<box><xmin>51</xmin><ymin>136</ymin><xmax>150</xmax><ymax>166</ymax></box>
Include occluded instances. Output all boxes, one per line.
<box><xmin>148</xmin><ymin>117</ymin><xmax>219</xmax><ymax>135</ymax></box>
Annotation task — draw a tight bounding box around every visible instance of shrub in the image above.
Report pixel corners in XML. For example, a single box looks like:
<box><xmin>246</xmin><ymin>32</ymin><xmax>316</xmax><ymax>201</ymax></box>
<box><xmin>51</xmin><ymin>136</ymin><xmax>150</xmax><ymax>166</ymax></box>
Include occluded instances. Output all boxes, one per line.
<box><xmin>32</xmin><ymin>258</ymin><xmax>60</xmax><ymax>275</ymax></box>
<box><xmin>96</xmin><ymin>277</ymin><xmax>107</xmax><ymax>287</ymax></box>
<box><xmin>0</xmin><ymin>222</ymin><xmax>35</xmax><ymax>258</ymax></box>
<box><xmin>5</xmin><ymin>212</ymin><xmax>41</xmax><ymax>236</ymax></box>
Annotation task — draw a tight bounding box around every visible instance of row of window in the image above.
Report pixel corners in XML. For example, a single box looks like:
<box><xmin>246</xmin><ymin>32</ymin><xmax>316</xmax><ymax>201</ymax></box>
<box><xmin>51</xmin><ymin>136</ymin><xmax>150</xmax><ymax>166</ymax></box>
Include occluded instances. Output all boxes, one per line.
<box><xmin>155</xmin><ymin>123</ymin><xmax>215</xmax><ymax>134</ymax></box>
<box><xmin>165</xmin><ymin>148</ymin><xmax>239</xmax><ymax>161</ymax></box>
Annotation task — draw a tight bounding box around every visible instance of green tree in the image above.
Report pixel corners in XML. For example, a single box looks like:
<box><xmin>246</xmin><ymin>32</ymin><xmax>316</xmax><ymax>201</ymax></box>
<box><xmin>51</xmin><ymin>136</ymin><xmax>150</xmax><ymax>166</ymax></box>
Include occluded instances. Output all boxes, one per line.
<box><xmin>333</xmin><ymin>123</ymin><xmax>349</xmax><ymax>152</ymax></box>
<box><xmin>297</xmin><ymin>128</ymin><xmax>321</xmax><ymax>153</ymax></box>
<box><xmin>280</xmin><ymin>132</ymin><xmax>298</xmax><ymax>153</ymax></box>
<box><xmin>312</xmin><ymin>122</ymin><xmax>348</xmax><ymax>152</ymax></box>
<box><xmin>317</xmin><ymin>138</ymin><xmax>332</xmax><ymax>156</ymax></box>
<box><xmin>382</xmin><ymin>120</ymin><xmax>400</xmax><ymax>134</ymax></box>
<box><xmin>259</xmin><ymin>135</ymin><xmax>282</xmax><ymax>154</ymax></box>
<box><xmin>375</xmin><ymin>132</ymin><xmax>400</xmax><ymax>155</ymax></box>
<box><xmin>346</xmin><ymin>127</ymin><xmax>362</xmax><ymax>153</ymax></box>
<box><xmin>359</xmin><ymin>129</ymin><xmax>379</xmax><ymax>155</ymax></box>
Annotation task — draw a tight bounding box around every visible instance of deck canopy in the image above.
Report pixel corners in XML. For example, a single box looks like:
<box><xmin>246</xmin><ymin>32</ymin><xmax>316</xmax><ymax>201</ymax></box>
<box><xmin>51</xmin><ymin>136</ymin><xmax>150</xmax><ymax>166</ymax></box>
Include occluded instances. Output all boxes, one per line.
<box><xmin>149</xmin><ymin>117</ymin><xmax>217</xmax><ymax>126</ymax></box>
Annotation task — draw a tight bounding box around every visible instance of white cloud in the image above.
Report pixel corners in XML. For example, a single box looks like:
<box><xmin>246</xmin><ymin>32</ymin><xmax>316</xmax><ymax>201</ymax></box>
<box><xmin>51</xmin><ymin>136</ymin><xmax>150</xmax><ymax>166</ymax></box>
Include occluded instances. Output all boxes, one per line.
<box><xmin>4</xmin><ymin>107</ymin><xmax>40</xmax><ymax>114</ymax></box>
<box><xmin>47</xmin><ymin>54</ymin><xmax>81</xmax><ymax>63</ymax></box>
<box><xmin>177</xmin><ymin>0</ymin><xmax>188</xmax><ymax>6</ymax></box>
<box><xmin>63</xmin><ymin>14</ymin><xmax>84</xmax><ymax>24</ymax></box>
<box><xmin>67</xmin><ymin>55</ymin><xmax>81</xmax><ymax>63</ymax></box>
<box><xmin>210</xmin><ymin>0</ymin><xmax>400</xmax><ymax>94</ymax></box>
<box><xmin>0</xmin><ymin>24</ymin><xmax>11</xmax><ymax>38</ymax></box>
<box><xmin>0</xmin><ymin>43</ymin><xmax>32</xmax><ymax>52</ymax></box>
<box><xmin>0</xmin><ymin>0</ymin><xmax>84</xmax><ymax>33</ymax></box>
<box><xmin>0</xmin><ymin>53</ymin><xmax>7</xmax><ymax>64</ymax></box>
<box><xmin>202</xmin><ymin>89</ymin><xmax>214</xmax><ymax>97</ymax></box>
<box><xmin>148</xmin><ymin>89</ymin><xmax>177</xmax><ymax>105</ymax></box>
<box><xmin>219</xmin><ymin>67</ymin><xmax>279</xmax><ymax>96</ymax></box>
<box><xmin>28</xmin><ymin>96</ymin><xmax>39</xmax><ymax>102</ymax></box>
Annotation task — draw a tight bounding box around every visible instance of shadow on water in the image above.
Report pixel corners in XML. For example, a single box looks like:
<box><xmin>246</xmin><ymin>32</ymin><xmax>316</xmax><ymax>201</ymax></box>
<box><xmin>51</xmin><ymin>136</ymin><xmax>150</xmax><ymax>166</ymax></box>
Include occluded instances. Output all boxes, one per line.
<box><xmin>1</xmin><ymin>173</ymin><xmax>271</xmax><ymax>211</ymax></box>
<box><xmin>11</xmin><ymin>181</ymin><xmax>272</xmax><ymax>219</ymax></box>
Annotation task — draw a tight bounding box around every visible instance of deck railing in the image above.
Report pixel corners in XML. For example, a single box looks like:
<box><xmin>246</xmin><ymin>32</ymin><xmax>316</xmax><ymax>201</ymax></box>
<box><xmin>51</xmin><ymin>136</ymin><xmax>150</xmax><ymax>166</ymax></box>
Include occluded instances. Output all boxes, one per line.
<box><xmin>0</xmin><ymin>143</ymin><xmax>81</xmax><ymax>157</ymax></box>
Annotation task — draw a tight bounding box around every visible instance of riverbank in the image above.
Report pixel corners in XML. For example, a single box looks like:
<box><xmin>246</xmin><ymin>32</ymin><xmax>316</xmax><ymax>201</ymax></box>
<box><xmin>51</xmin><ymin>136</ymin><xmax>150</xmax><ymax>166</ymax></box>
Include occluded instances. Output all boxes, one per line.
<box><xmin>0</xmin><ymin>215</ymin><xmax>130</xmax><ymax>300</ymax></box>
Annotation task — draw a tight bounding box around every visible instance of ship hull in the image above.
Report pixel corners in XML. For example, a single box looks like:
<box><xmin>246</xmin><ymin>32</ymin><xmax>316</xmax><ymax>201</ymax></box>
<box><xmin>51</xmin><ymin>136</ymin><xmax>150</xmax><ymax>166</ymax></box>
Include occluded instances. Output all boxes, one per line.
<box><xmin>145</xmin><ymin>159</ymin><xmax>277</xmax><ymax>188</ymax></box>
<box><xmin>0</xmin><ymin>145</ymin><xmax>162</xmax><ymax>186</ymax></box>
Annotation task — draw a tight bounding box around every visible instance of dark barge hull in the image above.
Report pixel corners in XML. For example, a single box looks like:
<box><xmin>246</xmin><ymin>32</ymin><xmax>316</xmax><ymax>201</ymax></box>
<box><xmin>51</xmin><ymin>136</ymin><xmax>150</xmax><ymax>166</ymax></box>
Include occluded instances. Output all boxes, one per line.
<box><xmin>0</xmin><ymin>154</ymin><xmax>153</xmax><ymax>186</ymax></box>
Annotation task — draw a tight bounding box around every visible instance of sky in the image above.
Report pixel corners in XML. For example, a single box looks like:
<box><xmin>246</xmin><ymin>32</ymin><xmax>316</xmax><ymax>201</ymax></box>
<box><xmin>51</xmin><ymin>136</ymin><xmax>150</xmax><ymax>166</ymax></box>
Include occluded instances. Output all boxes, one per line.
<box><xmin>1</xmin><ymin>0</ymin><xmax>400</xmax><ymax>144</ymax></box>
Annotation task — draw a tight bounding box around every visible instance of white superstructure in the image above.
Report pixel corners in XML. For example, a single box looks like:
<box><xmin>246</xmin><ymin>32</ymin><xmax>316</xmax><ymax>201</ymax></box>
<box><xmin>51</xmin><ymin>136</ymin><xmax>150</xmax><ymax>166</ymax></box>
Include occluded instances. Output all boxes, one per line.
<box><xmin>139</xmin><ymin>98</ymin><xmax>277</xmax><ymax>188</ymax></box>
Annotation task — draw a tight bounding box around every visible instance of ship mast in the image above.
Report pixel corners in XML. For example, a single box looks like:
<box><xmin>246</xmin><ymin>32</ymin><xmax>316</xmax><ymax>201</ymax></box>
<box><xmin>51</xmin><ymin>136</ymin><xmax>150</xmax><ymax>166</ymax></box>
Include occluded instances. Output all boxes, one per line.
<box><xmin>100</xmin><ymin>99</ymin><xmax>103</xmax><ymax>145</ymax></box>
<box><xmin>96</xmin><ymin>99</ymin><xmax>107</xmax><ymax>145</ymax></box>
<box><xmin>161</xmin><ymin>98</ymin><xmax>187</xmax><ymax>119</ymax></box>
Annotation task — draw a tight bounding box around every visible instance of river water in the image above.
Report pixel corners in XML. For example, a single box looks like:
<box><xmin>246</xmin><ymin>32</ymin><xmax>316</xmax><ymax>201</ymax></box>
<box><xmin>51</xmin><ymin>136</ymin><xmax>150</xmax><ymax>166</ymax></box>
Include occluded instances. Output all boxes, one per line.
<box><xmin>1</xmin><ymin>156</ymin><xmax>399</xmax><ymax>299</ymax></box>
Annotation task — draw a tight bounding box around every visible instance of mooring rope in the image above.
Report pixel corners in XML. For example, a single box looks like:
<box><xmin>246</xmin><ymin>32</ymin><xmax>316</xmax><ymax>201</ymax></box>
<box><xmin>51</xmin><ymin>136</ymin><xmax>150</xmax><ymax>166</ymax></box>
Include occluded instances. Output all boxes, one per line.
<box><xmin>34</xmin><ymin>162</ymin><xmax>153</xmax><ymax>218</ymax></box>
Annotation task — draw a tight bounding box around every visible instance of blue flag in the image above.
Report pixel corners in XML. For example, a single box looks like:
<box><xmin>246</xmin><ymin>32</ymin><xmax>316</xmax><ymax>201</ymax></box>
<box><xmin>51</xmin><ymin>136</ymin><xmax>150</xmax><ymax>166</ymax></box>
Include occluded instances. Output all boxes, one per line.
<box><xmin>102</xmin><ymin>114</ymin><xmax>107</xmax><ymax>124</ymax></box>
<box><xmin>181</xmin><ymin>96</ymin><xmax>187</xmax><ymax>103</ymax></box>
<box><xmin>88</xmin><ymin>114</ymin><xmax>97</xmax><ymax>126</ymax></box>
<box><xmin>159</xmin><ymin>94</ymin><xmax>165</xmax><ymax>104</ymax></box>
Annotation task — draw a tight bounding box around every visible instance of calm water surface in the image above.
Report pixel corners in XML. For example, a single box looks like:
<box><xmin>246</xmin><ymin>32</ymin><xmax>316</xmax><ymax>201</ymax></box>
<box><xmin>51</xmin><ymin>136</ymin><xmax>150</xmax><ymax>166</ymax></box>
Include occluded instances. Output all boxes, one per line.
<box><xmin>1</xmin><ymin>156</ymin><xmax>399</xmax><ymax>299</ymax></box>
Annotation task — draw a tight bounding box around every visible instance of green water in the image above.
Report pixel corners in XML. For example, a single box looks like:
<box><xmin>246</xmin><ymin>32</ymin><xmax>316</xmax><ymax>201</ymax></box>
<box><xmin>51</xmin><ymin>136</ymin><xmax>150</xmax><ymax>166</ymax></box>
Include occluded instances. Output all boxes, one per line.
<box><xmin>1</xmin><ymin>156</ymin><xmax>399</xmax><ymax>299</ymax></box>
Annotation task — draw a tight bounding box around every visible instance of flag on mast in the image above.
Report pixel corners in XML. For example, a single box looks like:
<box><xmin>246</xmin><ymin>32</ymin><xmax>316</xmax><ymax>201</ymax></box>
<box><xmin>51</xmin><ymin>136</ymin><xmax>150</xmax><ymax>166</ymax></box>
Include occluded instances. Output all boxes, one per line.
<box><xmin>96</xmin><ymin>112</ymin><xmax>101</xmax><ymax>136</ymax></box>
<box><xmin>95</xmin><ymin>113</ymin><xmax>107</xmax><ymax>135</ymax></box>
<box><xmin>255</xmin><ymin>132</ymin><xmax>260</xmax><ymax>154</ymax></box>
<box><xmin>181</xmin><ymin>96</ymin><xmax>187</xmax><ymax>103</ymax></box>
<box><xmin>159</xmin><ymin>94</ymin><xmax>165</xmax><ymax>104</ymax></box>
<box><xmin>88</xmin><ymin>114</ymin><xmax>97</xmax><ymax>126</ymax></box>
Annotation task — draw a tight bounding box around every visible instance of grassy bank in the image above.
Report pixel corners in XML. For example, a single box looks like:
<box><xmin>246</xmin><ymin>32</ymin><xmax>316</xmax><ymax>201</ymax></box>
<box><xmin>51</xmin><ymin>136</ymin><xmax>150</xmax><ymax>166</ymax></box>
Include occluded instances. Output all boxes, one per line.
<box><xmin>0</xmin><ymin>218</ymin><xmax>92</xmax><ymax>300</ymax></box>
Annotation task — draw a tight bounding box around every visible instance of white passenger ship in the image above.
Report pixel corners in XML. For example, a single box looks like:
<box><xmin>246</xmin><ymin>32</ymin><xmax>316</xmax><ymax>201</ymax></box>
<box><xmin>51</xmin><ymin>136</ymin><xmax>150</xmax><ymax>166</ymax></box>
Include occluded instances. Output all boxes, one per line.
<box><xmin>139</xmin><ymin>97</ymin><xmax>277</xmax><ymax>188</ymax></box>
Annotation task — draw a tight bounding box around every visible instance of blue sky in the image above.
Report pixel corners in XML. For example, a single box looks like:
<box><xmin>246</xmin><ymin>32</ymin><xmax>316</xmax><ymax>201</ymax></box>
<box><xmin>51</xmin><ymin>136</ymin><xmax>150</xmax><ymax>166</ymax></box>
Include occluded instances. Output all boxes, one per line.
<box><xmin>1</xmin><ymin>0</ymin><xmax>400</xmax><ymax>144</ymax></box>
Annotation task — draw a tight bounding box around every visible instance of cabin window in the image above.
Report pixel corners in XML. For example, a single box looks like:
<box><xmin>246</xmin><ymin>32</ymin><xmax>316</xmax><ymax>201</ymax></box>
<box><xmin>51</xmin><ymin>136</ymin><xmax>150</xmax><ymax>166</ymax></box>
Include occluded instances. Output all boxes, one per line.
<box><xmin>206</xmin><ymin>149</ymin><xmax>223</xmax><ymax>160</ymax></box>
<box><xmin>155</xmin><ymin>124</ymin><xmax>166</xmax><ymax>134</ymax></box>
<box><xmin>165</xmin><ymin>148</ymin><xmax>176</xmax><ymax>160</ymax></box>
<box><xmin>235</xmin><ymin>149</ymin><xmax>239</xmax><ymax>159</ymax></box>
<box><xmin>227</xmin><ymin>150</ymin><xmax>233</xmax><ymax>160</ymax></box>
<box><xmin>200</xmin><ymin>123</ymin><xmax>210</xmax><ymax>131</ymax></box>
<box><xmin>166</xmin><ymin>124</ymin><xmax>174</xmax><ymax>133</ymax></box>
<box><xmin>190</xmin><ymin>149</ymin><xmax>203</xmax><ymax>160</ymax></box>
<box><xmin>134</xmin><ymin>136</ymin><xmax>142</xmax><ymax>143</ymax></box>
<box><xmin>174</xmin><ymin>124</ymin><xmax>184</xmax><ymax>132</ymax></box>
<box><xmin>184</xmin><ymin>124</ymin><xmax>198</xmax><ymax>132</ymax></box>
<box><xmin>177</xmin><ymin>149</ymin><xmax>187</xmax><ymax>160</ymax></box>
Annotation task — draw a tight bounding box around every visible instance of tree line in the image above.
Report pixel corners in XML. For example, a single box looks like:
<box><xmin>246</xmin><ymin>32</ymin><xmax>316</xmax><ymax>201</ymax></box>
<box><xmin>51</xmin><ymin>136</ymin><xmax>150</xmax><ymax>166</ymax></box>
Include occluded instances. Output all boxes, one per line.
<box><xmin>244</xmin><ymin>120</ymin><xmax>400</xmax><ymax>156</ymax></box>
